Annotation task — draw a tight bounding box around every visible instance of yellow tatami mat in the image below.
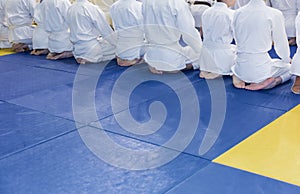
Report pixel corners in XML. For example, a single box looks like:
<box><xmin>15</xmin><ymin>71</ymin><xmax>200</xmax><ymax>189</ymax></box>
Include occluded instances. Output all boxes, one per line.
<box><xmin>0</xmin><ymin>48</ymin><xmax>15</xmax><ymax>56</ymax></box>
<box><xmin>214</xmin><ymin>105</ymin><xmax>300</xmax><ymax>186</ymax></box>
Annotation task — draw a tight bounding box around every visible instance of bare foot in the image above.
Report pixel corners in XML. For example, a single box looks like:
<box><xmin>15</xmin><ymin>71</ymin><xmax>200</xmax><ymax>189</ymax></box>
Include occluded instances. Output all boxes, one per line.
<box><xmin>117</xmin><ymin>57</ymin><xmax>142</xmax><ymax>66</ymax></box>
<box><xmin>76</xmin><ymin>58</ymin><xmax>91</xmax><ymax>65</ymax></box>
<box><xmin>245</xmin><ymin>77</ymin><xmax>280</xmax><ymax>90</ymax></box>
<box><xmin>35</xmin><ymin>49</ymin><xmax>49</xmax><ymax>55</ymax></box>
<box><xmin>200</xmin><ymin>71</ymin><xmax>210</xmax><ymax>78</ymax></box>
<box><xmin>46</xmin><ymin>52</ymin><xmax>56</xmax><ymax>59</ymax></box>
<box><xmin>47</xmin><ymin>51</ymin><xmax>73</xmax><ymax>60</ymax></box>
<box><xmin>76</xmin><ymin>58</ymin><xmax>83</xmax><ymax>64</ymax></box>
<box><xmin>31</xmin><ymin>49</ymin><xmax>49</xmax><ymax>55</ymax></box>
<box><xmin>199</xmin><ymin>71</ymin><xmax>221</xmax><ymax>79</ymax></box>
<box><xmin>30</xmin><ymin>49</ymin><xmax>37</xmax><ymax>55</ymax></box>
<box><xmin>12</xmin><ymin>43</ymin><xmax>29</xmax><ymax>52</ymax></box>
<box><xmin>51</xmin><ymin>51</ymin><xmax>73</xmax><ymax>60</ymax></box>
<box><xmin>292</xmin><ymin>76</ymin><xmax>300</xmax><ymax>94</ymax></box>
<box><xmin>149</xmin><ymin>66</ymin><xmax>163</xmax><ymax>74</ymax></box>
<box><xmin>14</xmin><ymin>47</ymin><xmax>29</xmax><ymax>52</ymax></box>
<box><xmin>232</xmin><ymin>75</ymin><xmax>245</xmax><ymax>89</ymax></box>
<box><xmin>12</xmin><ymin>43</ymin><xmax>24</xmax><ymax>50</ymax></box>
<box><xmin>264</xmin><ymin>77</ymin><xmax>282</xmax><ymax>89</ymax></box>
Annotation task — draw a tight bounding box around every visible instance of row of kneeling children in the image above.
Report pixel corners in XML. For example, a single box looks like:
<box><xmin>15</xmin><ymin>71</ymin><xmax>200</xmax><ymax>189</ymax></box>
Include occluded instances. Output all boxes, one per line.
<box><xmin>0</xmin><ymin>0</ymin><xmax>299</xmax><ymax>93</ymax></box>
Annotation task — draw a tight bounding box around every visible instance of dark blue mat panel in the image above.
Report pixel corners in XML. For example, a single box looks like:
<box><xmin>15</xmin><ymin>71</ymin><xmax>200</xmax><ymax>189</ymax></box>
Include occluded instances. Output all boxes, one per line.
<box><xmin>91</xmin><ymin>98</ymin><xmax>284</xmax><ymax>160</ymax></box>
<box><xmin>0</xmin><ymin>65</ymin><xmax>86</xmax><ymax>100</ymax></box>
<box><xmin>90</xmin><ymin>76</ymin><xmax>284</xmax><ymax>160</ymax></box>
<box><xmin>0</xmin><ymin>60</ymin><xmax>29</xmax><ymax>73</ymax></box>
<box><xmin>0</xmin><ymin>52</ymin><xmax>79</xmax><ymax>74</ymax></box>
<box><xmin>8</xmin><ymin>77</ymin><xmax>131</xmax><ymax>122</ymax></box>
<box><xmin>0</xmin><ymin>102</ymin><xmax>76</xmax><ymax>158</ymax></box>
<box><xmin>8</xmin><ymin>84</ymin><xmax>76</xmax><ymax>121</ymax></box>
<box><xmin>8</xmin><ymin>64</ymin><xmax>198</xmax><ymax>122</ymax></box>
<box><xmin>167</xmin><ymin>163</ymin><xmax>300</xmax><ymax>194</ymax></box>
<box><xmin>222</xmin><ymin>76</ymin><xmax>300</xmax><ymax>111</ymax></box>
<box><xmin>0</xmin><ymin>46</ymin><xmax>299</xmax><ymax>194</ymax></box>
<box><xmin>0</xmin><ymin>127</ymin><xmax>209</xmax><ymax>194</ymax></box>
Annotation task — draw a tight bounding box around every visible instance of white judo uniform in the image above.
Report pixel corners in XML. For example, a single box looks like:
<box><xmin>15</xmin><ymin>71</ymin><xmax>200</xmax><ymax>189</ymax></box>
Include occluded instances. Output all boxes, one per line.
<box><xmin>110</xmin><ymin>0</ymin><xmax>144</xmax><ymax>60</ymax></box>
<box><xmin>0</xmin><ymin>0</ymin><xmax>10</xmax><ymax>48</ymax></box>
<box><xmin>231</xmin><ymin>0</ymin><xmax>291</xmax><ymax>84</ymax></box>
<box><xmin>291</xmin><ymin>12</ymin><xmax>300</xmax><ymax>76</ymax></box>
<box><xmin>266</xmin><ymin>0</ymin><xmax>300</xmax><ymax>38</ymax></box>
<box><xmin>67</xmin><ymin>0</ymin><xmax>116</xmax><ymax>63</ymax></box>
<box><xmin>5</xmin><ymin>0</ymin><xmax>35</xmax><ymax>46</ymax></box>
<box><xmin>43</xmin><ymin>0</ymin><xmax>73</xmax><ymax>53</ymax></box>
<box><xmin>199</xmin><ymin>2</ymin><xmax>236</xmax><ymax>75</ymax></box>
<box><xmin>142</xmin><ymin>0</ymin><xmax>202</xmax><ymax>71</ymax></box>
<box><xmin>232</xmin><ymin>0</ymin><xmax>250</xmax><ymax>9</ymax></box>
<box><xmin>189</xmin><ymin>0</ymin><xmax>213</xmax><ymax>29</ymax></box>
<box><xmin>32</xmin><ymin>1</ymin><xmax>48</xmax><ymax>50</ymax></box>
<box><xmin>93</xmin><ymin>0</ymin><xmax>118</xmax><ymax>25</ymax></box>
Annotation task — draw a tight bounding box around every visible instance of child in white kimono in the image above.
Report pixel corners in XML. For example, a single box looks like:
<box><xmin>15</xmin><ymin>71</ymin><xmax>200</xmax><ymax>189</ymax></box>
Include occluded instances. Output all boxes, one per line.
<box><xmin>266</xmin><ymin>0</ymin><xmax>300</xmax><ymax>46</ymax></box>
<box><xmin>0</xmin><ymin>0</ymin><xmax>11</xmax><ymax>48</ymax></box>
<box><xmin>188</xmin><ymin>0</ymin><xmax>213</xmax><ymax>36</ymax></box>
<box><xmin>93</xmin><ymin>0</ymin><xmax>118</xmax><ymax>26</ymax></box>
<box><xmin>110</xmin><ymin>0</ymin><xmax>144</xmax><ymax>66</ymax></box>
<box><xmin>199</xmin><ymin>0</ymin><xmax>236</xmax><ymax>79</ymax></box>
<box><xmin>30</xmin><ymin>0</ymin><xmax>49</xmax><ymax>55</ymax></box>
<box><xmin>291</xmin><ymin>12</ymin><xmax>300</xmax><ymax>94</ymax></box>
<box><xmin>232</xmin><ymin>0</ymin><xmax>250</xmax><ymax>9</ymax></box>
<box><xmin>142</xmin><ymin>0</ymin><xmax>202</xmax><ymax>74</ymax></box>
<box><xmin>6</xmin><ymin>0</ymin><xmax>36</xmax><ymax>52</ymax></box>
<box><xmin>67</xmin><ymin>0</ymin><xmax>116</xmax><ymax>64</ymax></box>
<box><xmin>231</xmin><ymin>0</ymin><xmax>291</xmax><ymax>90</ymax></box>
<box><xmin>43</xmin><ymin>0</ymin><xmax>73</xmax><ymax>60</ymax></box>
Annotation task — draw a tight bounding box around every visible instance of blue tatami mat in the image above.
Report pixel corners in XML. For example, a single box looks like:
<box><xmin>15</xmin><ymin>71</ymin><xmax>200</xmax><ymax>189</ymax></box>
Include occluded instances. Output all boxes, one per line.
<box><xmin>9</xmin><ymin>84</ymin><xmax>77</xmax><ymax>121</ymax></box>
<box><xmin>91</xmin><ymin>80</ymin><xmax>285</xmax><ymax>160</ymax></box>
<box><xmin>0</xmin><ymin>102</ymin><xmax>76</xmax><ymax>159</ymax></box>
<box><xmin>0</xmin><ymin>127</ymin><xmax>209</xmax><ymax>194</ymax></box>
<box><xmin>1</xmin><ymin>44</ymin><xmax>300</xmax><ymax>193</ymax></box>
<box><xmin>0</xmin><ymin>59</ymin><xmax>28</xmax><ymax>73</ymax></box>
<box><xmin>223</xmin><ymin>76</ymin><xmax>300</xmax><ymax>112</ymax></box>
<box><xmin>167</xmin><ymin>163</ymin><xmax>300</xmax><ymax>194</ymax></box>
<box><xmin>0</xmin><ymin>52</ymin><xmax>79</xmax><ymax>74</ymax></box>
<box><xmin>0</xmin><ymin>66</ymin><xmax>84</xmax><ymax>100</ymax></box>
<box><xmin>9</xmin><ymin>63</ymin><xmax>200</xmax><ymax>122</ymax></box>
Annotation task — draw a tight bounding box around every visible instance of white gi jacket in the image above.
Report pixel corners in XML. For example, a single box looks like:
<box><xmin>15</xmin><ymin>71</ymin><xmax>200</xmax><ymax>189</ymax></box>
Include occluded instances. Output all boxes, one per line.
<box><xmin>189</xmin><ymin>0</ymin><xmax>213</xmax><ymax>28</ymax></box>
<box><xmin>32</xmin><ymin>1</ymin><xmax>48</xmax><ymax>50</ymax></box>
<box><xmin>199</xmin><ymin>2</ymin><xmax>236</xmax><ymax>75</ymax></box>
<box><xmin>67</xmin><ymin>0</ymin><xmax>116</xmax><ymax>62</ymax></box>
<box><xmin>232</xmin><ymin>0</ymin><xmax>250</xmax><ymax>9</ymax></box>
<box><xmin>291</xmin><ymin>12</ymin><xmax>300</xmax><ymax>76</ymax></box>
<box><xmin>266</xmin><ymin>0</ymin><xmax>300</xmax><ymax>38</ymax></box>
<box><xmin>93</xmin><ymin>0</ymin><xmax>118</xmax><ymax>25</ymax></box>
<box><xmin>231</xmin><ymin>0</ymin><xmax>291</xmax><ymax>83</ymax></box>
<box><xmin>43</xmin><ymin>0</ymin><xmax>73</xmax><ymax>53</ymax></box>
<box><xmin>142</xmin><ymin>0</ymin><xmax>202</xmax><ymax>71</ymax></box>
<box><xmin>5</xmin><ymin>0</ymin><xmax>35</xmax><ymax>44</ymax></box>
<box><xmin>110</xmin><ymin>0</ymin><xmax>145</xmax><ymax>60</ymax></box>
<box><xmin>0</xmin><ymin>0</ymin><xmax>10</xmax><ymax>48</ymax></box>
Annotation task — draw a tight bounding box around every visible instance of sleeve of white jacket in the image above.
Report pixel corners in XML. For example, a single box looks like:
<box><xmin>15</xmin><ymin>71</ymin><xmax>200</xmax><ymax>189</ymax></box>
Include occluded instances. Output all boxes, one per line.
<box><xmin>60</xmin><ymin>0</ymin><xmax>71</xmax><ymax>22</ymax></box>
<box><xmin>92</xmin><ymin>7</ymin><xmax>116</xmax><ymax>46</ymax></box>
<box><xmin>28</xmin><ymin>0</ymin><xmax>36</xmax><ymax>18</ymax></box>
<box><xmin>272</xmin><ymin>10</ymin><xmax>291</xmax><ymax>63</ymax></box>
<box><xmin>175</xmin><ymin>0</ymin><xmax>202</xmax><ymax>54</ymax></box>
